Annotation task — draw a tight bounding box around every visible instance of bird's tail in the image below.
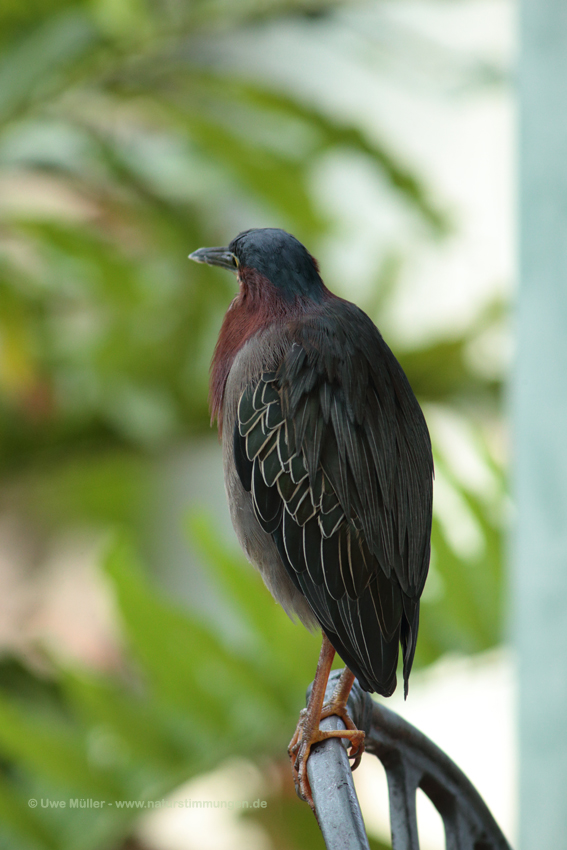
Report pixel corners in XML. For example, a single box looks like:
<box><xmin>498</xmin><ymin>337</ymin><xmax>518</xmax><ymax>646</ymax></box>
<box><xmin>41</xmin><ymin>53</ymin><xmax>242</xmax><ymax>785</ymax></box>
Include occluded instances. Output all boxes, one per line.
<box><xmin>401</xmin><ymin>598</ymin><xmax>420</xmax><ymax>699</ymax></box>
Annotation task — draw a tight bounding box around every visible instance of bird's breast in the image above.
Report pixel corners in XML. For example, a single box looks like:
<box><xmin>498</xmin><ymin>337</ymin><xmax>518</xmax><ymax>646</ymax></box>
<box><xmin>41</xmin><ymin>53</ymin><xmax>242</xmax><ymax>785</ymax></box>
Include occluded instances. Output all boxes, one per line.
<box><xmin>219</xmin><ymin>329</ymin><xmax>317</xmax><ymax>628</ymax></box>
<box><xmin>220</xmin><ymin>327</ymin><xmax>292</xmax><ymax>433</ymax></box>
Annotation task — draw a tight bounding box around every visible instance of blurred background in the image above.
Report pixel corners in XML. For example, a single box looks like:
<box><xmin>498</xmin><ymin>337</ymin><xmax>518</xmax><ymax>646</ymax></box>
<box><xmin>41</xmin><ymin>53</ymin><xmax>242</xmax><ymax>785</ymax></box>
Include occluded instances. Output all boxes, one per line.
<box><xmin>0</xmin><ymin>1</ymin><xmax>514</xmax><ymax>848</ymax></box>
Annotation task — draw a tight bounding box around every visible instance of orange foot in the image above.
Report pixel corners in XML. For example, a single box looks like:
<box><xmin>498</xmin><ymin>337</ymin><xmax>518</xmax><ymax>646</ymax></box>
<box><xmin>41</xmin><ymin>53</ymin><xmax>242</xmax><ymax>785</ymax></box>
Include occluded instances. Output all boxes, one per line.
<box><xmin>288</xmin><ymin>636</ymin><xmax>366</xmax><ymax>812</ymax></box>
<box><xmin>288</xmin><ymin>701</ymin><xmax>365</xmax><ymax>811</ymax></box>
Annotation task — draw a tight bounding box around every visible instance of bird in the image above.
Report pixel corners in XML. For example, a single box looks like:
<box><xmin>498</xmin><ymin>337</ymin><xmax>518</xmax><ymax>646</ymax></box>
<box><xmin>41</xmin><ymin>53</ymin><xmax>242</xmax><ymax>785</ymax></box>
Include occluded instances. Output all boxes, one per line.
<box><xmin>189</xmin><ymin>228</ymin><xmax>433</xmax><ymax>809</ymax></box>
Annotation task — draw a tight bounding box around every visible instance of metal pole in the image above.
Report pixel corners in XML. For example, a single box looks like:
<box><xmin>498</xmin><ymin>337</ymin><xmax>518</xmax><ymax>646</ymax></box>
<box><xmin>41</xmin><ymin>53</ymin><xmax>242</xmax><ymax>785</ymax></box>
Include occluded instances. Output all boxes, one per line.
<box><xmin>306</xmin><ymin>673</ymin><xmax>509</xmax><ymax>849</ymax></box>
<box><xmin>307</xmin><ymin>671</ymin><xmax>371</xmax><ymax>850</ymax></box>
<box><xmin>516</xmin><ymin>1</ymin><xmax>567</xmax><ymax>846</ymax></box>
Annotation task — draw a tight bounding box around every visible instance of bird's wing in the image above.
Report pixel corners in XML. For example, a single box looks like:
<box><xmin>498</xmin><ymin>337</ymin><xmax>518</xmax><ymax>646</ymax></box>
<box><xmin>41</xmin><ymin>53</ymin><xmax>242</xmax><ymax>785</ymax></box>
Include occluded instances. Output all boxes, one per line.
<box><xmin>233</xmin><ymin>301</ymin><xmax>433</xmax><ymax>695</ymax></box>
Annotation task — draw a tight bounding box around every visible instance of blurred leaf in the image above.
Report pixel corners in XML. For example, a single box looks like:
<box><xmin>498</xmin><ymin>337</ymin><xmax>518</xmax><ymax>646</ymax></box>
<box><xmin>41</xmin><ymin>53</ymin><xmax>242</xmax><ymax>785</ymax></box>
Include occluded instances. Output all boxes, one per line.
<box><xmin>103</xmin><ymin>535</ymin><xmax>304</xmax><ymax>754</ymax></box>
<box><xmin>61</xmin><ymin>669</ymin><xmax>184</xmax><ymax>772</ymax></box>
<box><xmin>187</xmin><ymin>510</ymin><xmax>323</xmax><ymax>695</ymax></box>
<box><xmin>416</xmin><ymin>448</ymin><xmax>505</xmax><ymax>667</ymax></box>
<box><xmin>0</xmin><ymin>693</ymin><xmax>122</xmax><ymax>800</ymax></box>
<box><xmin>0</xmin><ymin>12</ymin><xmax>95</xmax><ymax>123</ymax></box>
<box><xmin>223</xmin><ymin>80</ymin><xmax>448</xmax><ymax>232</ymax></box>
<box><xmin>244</xmin><ymin>785</ymin><xmax>328</xmax><ymax>849</ymax></box>
<box><xmin>0</xmin><ymin>773</ymin><xmax>58</xmax><ymax>850</ymax></box>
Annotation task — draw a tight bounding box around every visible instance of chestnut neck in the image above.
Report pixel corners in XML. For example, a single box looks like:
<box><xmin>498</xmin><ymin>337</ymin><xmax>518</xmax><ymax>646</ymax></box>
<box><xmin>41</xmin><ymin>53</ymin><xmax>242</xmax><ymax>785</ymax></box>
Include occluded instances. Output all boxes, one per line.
<box><xmin>210</xmin><ymin>267</ymin><xmax>329</xmax><ymax>431</ymax></box>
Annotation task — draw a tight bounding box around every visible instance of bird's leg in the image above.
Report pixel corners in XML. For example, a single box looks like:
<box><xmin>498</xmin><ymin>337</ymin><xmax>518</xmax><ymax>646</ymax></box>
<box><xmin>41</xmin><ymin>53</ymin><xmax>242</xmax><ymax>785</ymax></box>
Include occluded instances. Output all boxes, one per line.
<box><xmin>320</xmin><ymin>666</ymin><xmax>365</xmax><ymax>770</ymax></box>
<box><xmin>288</xmin><ymin>634</ymin><xmax>365</xmax><ymax>811</ymax></box>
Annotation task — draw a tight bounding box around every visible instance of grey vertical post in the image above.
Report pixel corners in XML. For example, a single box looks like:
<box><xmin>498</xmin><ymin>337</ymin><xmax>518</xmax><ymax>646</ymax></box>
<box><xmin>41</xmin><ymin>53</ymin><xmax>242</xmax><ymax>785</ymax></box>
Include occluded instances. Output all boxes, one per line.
<box><xmin>516</xmin><ymin>1</ymin><xmax>567</xmax><ymax>847</ymax></box>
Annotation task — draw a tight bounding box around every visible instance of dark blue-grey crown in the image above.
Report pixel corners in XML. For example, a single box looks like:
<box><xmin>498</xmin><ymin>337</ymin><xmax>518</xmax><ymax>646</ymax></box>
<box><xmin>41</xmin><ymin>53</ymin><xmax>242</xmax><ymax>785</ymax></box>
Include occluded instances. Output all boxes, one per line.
<box><xmin>229</xmin><ymin>228</ymin><xmax>324</xmax><ymax>300</ymax></box>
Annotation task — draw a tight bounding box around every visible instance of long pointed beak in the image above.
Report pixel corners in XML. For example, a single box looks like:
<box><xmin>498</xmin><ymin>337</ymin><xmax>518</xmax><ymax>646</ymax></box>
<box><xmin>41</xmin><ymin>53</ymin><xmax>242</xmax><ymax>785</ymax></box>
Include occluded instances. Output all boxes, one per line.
<box><xmin>188</xmin><ymin>246</ymin><xmax>238</xmax><ymax>272</ymax></box>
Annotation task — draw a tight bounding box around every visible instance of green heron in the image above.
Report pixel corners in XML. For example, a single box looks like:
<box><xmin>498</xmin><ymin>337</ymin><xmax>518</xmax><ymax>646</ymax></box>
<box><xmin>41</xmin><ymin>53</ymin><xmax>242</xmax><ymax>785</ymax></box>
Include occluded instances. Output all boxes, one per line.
<box><xmin>189</xmin><ymin>228</ymin><xmax>433</xmax><ymax>809</ymax></box>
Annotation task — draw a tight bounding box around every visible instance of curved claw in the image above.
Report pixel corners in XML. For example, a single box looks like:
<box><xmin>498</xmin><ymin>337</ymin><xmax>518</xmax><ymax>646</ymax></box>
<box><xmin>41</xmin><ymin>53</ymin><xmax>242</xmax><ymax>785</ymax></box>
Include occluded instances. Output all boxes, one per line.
<box><xmin>320</xmin><ymin>700</ymin><xmax>366</xmax><ymax>769</ymax></box>
<box><xmin>288</xmin><ymin>708</ymin><xmax>366</xmax><ymax>811</ymax></box>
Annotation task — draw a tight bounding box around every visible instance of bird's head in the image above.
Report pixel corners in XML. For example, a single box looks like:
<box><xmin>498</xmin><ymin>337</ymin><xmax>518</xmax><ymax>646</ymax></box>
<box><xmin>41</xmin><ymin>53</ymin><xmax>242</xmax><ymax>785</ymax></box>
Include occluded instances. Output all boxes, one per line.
<box><xmin>189</xmin><ymin>228</ymin><xmax>326</xmax><ymax>302</ymax></box>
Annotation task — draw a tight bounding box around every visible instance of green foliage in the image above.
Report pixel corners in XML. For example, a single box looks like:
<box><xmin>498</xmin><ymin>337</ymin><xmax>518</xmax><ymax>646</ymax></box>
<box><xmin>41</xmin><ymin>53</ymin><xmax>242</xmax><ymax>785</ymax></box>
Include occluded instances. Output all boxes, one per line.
<box><xmin>0</xmin><ymin>501</ymin><xmax>506</xmax><ymax>847</ymax></box>
<box><xmin>0</xmin><ymin>533</ymin><xmax>321</xmax><ymax>849</ymax></box>
<box><xmin>0</xmin><ymin>0</ymin><xmax>446</xmax><ymax>476</ymax></box>
<box><xmin>418</xmin><ymin>456</ymin><xmax>505</xmax><ymax>665</ymax></box>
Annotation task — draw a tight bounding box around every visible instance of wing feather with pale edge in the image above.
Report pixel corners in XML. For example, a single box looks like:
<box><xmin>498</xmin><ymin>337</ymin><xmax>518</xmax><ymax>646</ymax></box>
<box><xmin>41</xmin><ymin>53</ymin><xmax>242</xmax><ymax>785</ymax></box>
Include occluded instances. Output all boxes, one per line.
<box><xmin>233</xmin><ymin>301</ymin><xmax>433</xmax><ymax>696</ymax></box>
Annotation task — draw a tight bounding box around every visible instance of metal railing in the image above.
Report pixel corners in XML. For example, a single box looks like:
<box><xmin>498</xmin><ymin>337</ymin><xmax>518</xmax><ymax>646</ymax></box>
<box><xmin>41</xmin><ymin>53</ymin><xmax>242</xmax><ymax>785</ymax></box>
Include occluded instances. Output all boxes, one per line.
<box><xmin>306</xmin><ymin>670</ymin><xmax>512</xmax><ymax>850</ymax></box>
